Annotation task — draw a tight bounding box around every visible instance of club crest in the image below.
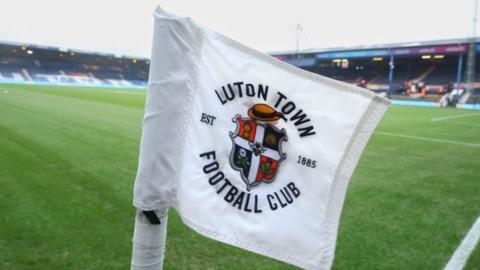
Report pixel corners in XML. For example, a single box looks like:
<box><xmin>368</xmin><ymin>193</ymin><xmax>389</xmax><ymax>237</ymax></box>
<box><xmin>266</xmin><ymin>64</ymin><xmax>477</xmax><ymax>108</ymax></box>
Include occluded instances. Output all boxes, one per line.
<box><xmin>229</xmin><ymin>104</ymin><xmax>287</xmax><ymax>190</ymax></box>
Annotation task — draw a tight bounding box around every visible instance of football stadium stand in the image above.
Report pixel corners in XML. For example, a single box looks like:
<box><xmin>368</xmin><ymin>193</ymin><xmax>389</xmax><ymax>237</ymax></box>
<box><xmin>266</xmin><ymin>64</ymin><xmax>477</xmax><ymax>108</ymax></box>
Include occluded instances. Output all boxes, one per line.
<box><xmin>0</xmin><ymin>41</ymin><xmax>148</xmax><ymax>88</ymax></box>
<box><xmin>0</xmin><ymin>38</ymin><xmax>479</xmax><ymax>107</ymax></box>
<box><xmin>273</xmin><ymin>38</ymin><xmax>480</xmax><ymax>107</ymax></box>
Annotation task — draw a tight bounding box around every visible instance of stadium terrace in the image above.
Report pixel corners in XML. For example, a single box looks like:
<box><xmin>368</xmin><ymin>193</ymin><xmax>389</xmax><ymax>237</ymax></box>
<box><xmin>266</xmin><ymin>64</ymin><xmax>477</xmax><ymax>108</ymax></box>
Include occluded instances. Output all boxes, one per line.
<box><xmin>0</xmin><ymin>38</ymin><xmax>479</xmax><ymax>108</ymax></box>
<box><xmin>271</xmin><ymin>37</ymin><xmax>480</xmax><ymax>108</ymax></box>
<box><xmin>0</xmin><ymin>40</ymin><xmax>148</xmax><ymax>88</ymax></box>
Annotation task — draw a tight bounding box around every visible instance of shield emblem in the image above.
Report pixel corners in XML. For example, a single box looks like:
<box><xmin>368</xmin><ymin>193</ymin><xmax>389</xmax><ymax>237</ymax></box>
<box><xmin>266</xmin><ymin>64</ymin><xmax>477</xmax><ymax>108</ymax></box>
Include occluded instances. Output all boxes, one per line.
<box><xmin>229</xmin><ymin>114</ymin><xmax>287</xmax><ymax>190</ymax></box>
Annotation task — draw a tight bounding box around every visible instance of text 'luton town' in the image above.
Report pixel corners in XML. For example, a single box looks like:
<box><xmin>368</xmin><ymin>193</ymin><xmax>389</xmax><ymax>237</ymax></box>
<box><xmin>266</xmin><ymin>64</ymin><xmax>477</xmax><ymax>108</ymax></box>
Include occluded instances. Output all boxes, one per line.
<box><xmin>214</xmin><ymin>82</ymin><xmax>316</xmax><ymax>137</ymax></box>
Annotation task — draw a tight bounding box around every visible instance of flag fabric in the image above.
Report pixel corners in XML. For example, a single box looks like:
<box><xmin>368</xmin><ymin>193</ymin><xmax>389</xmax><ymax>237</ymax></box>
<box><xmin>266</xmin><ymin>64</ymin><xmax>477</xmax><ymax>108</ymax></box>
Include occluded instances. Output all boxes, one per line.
<box><xmin>134</xmin><ymin>6</ymin><xmax>390</xmax><ymax>270</ymax></box>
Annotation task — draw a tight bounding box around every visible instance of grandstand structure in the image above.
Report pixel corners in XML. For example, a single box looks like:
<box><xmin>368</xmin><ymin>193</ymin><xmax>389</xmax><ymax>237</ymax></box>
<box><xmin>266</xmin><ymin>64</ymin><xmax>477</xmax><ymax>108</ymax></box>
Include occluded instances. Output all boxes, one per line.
<box><xmin>0</xmin><ymin>41</ymin><xmax>148</xmax><ymax>88</ymax></box>
<box><xmin>1</xmin><ymin>38</ymin><xmax>479</xmax><ymax>107</ymax></box>
<box><xmin>272</xmin><ymin>38</ymin><xmax>480</xmax><ymax>107</ymax></box>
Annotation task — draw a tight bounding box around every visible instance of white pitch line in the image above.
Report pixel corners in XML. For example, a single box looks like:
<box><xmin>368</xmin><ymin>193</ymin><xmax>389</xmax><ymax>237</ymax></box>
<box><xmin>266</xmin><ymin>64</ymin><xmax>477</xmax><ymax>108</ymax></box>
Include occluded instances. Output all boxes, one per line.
<box><xmin>375</xmin><ymin>131</ymin><xmax>480</xmax><ymax>148</ymax></box>
<box><xmin>430</xmin><ymin>113</ymin><xmax>480</xmax><ymax>122</ymax></box>
<box><xmin>114</xmin><ymin>90</ymin><xmax>145</xmax><ymax>95</ymax></box>
<box><xmin>444</xmin><ymin>217</ymin><xmax>480</xmax><ymax>270</ymax></box>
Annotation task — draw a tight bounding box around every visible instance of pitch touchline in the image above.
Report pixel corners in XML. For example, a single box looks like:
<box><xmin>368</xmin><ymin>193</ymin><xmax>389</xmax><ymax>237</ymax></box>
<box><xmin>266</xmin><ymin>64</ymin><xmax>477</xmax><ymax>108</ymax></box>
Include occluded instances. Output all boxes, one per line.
<box><xmin>375</xmin><ymin>131</ymin><xmax>480</xmax><ymax>148</ymax></box>
<box><xmin>114</xmin><ymin>90</ymin><xmax>145</xmax><ymax>95</ymax></box>
<box><xmin>443</xmin><ymin>217</ymin><xmax>480</xmax><ymax>270</ymax></box>
<box><xmin>430</xmin><ymin>113</ymin><xmax>480</xmax><ymax>122</ymax></box>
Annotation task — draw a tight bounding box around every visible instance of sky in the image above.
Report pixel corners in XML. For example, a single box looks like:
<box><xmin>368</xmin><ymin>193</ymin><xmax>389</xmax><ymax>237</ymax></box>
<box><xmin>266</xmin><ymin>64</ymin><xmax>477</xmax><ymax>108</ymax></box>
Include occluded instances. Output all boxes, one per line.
<box><xmin>0</xmin><ymin>0</ymin><xmax>477</xmax><ymax>58</ymax></box>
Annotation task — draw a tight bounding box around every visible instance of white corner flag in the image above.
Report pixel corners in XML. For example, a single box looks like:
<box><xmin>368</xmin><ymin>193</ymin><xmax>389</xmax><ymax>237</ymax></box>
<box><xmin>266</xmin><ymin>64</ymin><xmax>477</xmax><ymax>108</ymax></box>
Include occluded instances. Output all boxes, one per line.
<box><xmin>132</xmin><ymin>6</ymin><xmax>390</xmax><ymax>270</ymax></box>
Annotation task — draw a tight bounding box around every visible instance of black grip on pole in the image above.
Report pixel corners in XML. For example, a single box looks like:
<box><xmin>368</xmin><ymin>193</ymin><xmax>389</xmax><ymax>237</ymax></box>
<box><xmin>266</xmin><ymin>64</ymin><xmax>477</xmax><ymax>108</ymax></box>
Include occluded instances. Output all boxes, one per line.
<box><xmin>143</xmin><ymin>210</ymin><xmax>161</xmax><ymax>225</ymax></box>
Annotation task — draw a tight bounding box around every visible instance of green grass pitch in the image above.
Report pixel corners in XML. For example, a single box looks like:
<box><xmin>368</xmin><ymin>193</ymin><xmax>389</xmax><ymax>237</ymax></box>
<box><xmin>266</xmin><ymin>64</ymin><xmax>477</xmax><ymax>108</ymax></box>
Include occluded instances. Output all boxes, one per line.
<box><xmin>0</xmin><ymin>83</ymin><xmax>479</xmax><ymax>269</ymax></box>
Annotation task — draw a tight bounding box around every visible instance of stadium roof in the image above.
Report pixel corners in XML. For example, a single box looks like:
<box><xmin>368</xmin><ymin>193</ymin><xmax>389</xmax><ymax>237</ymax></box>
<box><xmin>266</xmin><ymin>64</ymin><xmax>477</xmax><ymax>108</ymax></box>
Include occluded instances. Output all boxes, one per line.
<box><xmin>270</xmin><ymin>37</ymin><xmax>480</xmax><ymax>56</ymax></box>
<box><xmin>3</xmin><ymin>37</ymin><xmax>479</xmax><ymax>60</ymax></box>
<box><xmin>0</xmin><ymin>39</ymin><xmax>149</xmax><ymax>60</ymax></box>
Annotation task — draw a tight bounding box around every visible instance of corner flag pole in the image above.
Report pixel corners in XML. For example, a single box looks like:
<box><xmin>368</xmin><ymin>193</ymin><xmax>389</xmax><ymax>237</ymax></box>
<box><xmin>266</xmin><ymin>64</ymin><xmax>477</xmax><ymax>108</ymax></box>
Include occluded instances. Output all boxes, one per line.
<box><xmin>131</xmin><ymin>210</ymin><xmax>169</xmax><ymax>270</ymax></box>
